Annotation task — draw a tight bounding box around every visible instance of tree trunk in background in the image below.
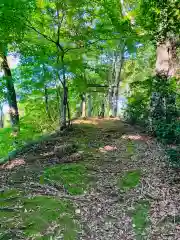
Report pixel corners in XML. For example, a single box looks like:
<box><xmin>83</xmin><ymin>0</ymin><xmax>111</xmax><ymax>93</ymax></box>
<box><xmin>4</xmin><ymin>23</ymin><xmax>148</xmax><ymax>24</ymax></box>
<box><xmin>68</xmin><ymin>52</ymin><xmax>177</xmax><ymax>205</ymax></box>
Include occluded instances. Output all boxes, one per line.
<box><xmin>60</xmin><ymin>54</ymin><xmax>68</xmax><ymax>129</ymax></box>
<box><xmin>66</xmin><ymin>97</ymin><xmax>71</xmax><ymax>127</ymax></box>
<box><xmin>44</xmin><ymin>85</ymin><xmax>51</xmax><ymax>119</ymax></box>
<box><xmin>56</xmin><ymin>86</ymin><xmax>61</xmax><ymax>115</ymax></box>
<box><xmin>99</xmin><ymin>100</ymin><xmax>105</xmax><ymax>118</ymax></box>
<box><xmin>2</xmin><ymin>55</ymin><xmax>19</xmax><ymax>128</ymax></box>
<box><xmin>113</xmin><ymin>86</ymin><xmax>119</xmax><ymax>117</ymax></box>
<box><xmin>81</xmin><ymin>93</ymin><xmax>86</xmax><ymax>118</ymax></box>
<box><xmin>87</xmin><ymin>94</ymin><xmax>92</xmax><ymax>117</ymax></box>
<box><xmin>60</xmin><ymin>85</ymin><xmax>67</xmax><ymax>129</ymax></box>
<box><xmin>150</xmin><ymin>38</ymin><xmax>178</xmax><ymax>133</ymax></box>
<box><xmin>108</xmin><ymin>86</ymin><xmax>114</xmax><ymax>117</ymax></box>
<box><xmin>0</xmin><ymin>104</ymin><xmax>4</xmax><ymax>128</ymax></box>
<box><xmin>108</xmin><ymin>44</ymin><xmax>125</xmax><ymax>118</ymax></box>
<box><xmin>113</xmin><ymin>45</ymin><xmax>125</xmax><ymax>117</ymax></box>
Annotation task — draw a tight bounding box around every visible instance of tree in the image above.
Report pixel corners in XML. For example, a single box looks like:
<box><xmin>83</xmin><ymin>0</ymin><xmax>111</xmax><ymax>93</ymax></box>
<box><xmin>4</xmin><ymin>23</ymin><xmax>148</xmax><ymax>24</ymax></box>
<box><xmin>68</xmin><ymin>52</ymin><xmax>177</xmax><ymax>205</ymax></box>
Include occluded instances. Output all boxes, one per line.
<box><xmin>138</xmin><ymin>0</ymin><xmax>180</xmax><ymax>134</ymax></box>
<box><xmin>0</xmin><ymin>0</ymin><xmax>34</xmax><ymax>128</ymax></box>
<box><xmin>1</xmin><ymin>52</ymin><xmax>19</xmax><ymax>127</ymax></box>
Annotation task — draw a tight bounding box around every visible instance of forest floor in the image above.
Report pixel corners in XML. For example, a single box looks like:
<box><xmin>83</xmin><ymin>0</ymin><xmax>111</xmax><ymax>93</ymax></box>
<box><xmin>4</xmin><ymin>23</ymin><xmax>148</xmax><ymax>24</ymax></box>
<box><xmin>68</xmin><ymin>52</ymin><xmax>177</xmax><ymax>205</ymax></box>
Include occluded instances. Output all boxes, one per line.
<box><xmin>1</xmin><ymin>118</ymin><xmax>180</xmax><ymax>240</ymax></box>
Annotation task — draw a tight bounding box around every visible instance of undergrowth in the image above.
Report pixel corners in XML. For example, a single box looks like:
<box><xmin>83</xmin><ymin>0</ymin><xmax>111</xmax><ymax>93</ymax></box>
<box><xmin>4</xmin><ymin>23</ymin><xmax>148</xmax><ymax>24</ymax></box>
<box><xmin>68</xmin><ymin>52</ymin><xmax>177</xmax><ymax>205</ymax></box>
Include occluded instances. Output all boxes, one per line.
<box><xmin>0</xmin><ymin>119</ymin><xmax>57</xmax><ymax>163</ymax></box>
<box><xmin>125</xmin><ymin>76</ymin><xmax>180</xmax><ymax>167</ymax></box>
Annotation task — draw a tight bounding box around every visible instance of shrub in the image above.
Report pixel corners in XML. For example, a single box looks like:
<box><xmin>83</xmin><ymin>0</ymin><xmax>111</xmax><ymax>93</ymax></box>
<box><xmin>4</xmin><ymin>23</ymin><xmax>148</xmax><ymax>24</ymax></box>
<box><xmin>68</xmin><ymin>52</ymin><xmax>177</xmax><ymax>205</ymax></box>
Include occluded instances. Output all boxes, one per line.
<box><xmin>166</xmin><ymin>147</ymin><xmax>180</xmax><ymax>168</ymax></box>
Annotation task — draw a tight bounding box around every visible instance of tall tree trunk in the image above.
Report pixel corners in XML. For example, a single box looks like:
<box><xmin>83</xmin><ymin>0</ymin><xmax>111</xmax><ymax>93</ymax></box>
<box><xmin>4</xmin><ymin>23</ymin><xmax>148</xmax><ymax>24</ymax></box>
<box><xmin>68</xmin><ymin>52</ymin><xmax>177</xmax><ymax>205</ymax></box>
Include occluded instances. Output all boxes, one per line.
<box><xmin>2</xmin><ymin>54</ymin><xmax>19</xmax><ymax>128</ymax></box>
<box><xmin>150</xmin><ymin>38</ymin><xmax>178</xmax><ymax>133</ymax></box>
<box><xmin>87</xmin><ymin>94</ymin><xmax>92</xmax><ymax>117</ymax></box>
<box><xmin>113</xmin><ymin>45</ymin><xmax>125</xmax><ymax>117</ymax></box>
<box><xmin>108</xmin><ymin>44</ymin><xmax>125</xmax><ymax>118</ymax></box>
<box><xmin>60</xmin><ymin>54</ymin><xmax>68</xmax><ymax>129</ymax></box>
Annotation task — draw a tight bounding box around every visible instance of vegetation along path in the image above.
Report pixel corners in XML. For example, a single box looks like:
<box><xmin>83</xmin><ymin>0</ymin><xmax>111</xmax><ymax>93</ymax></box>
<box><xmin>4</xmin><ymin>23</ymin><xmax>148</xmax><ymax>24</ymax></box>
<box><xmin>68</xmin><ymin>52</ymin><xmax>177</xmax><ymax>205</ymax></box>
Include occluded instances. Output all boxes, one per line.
<box><xmin>1</xmin><ymin>119</ymin><xmax>180</xmax><ymax>240</ymax></box>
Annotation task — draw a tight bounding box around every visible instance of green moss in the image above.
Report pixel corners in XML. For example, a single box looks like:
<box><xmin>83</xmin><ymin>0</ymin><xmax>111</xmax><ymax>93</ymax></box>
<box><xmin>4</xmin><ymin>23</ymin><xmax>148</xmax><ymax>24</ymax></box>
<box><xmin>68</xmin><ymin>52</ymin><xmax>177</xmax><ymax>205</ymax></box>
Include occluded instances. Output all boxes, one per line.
<box><xmin>59</xmin><ymin>215</ymin><xmax>79</xmax><ymax>240</ymax></box>
<box><xmin>0</xmin><ymin>189</ymin><xmax>22</xmax><ymax>207</ymax></box>
<box><xmin>132</xmin><ymin>201</ymin><xmax>150</xmax><ymax>238</ymax></box>
<box><xmin>0</xmin><ymin>191</ymin><xmax>78</xmax><ymax>239</ymax></box>
<box><xmin>0</xmin><ymin>189</ymin><xmax>23</xmax><ymax>230</ymax></box>
<box><xmin>126</xmin><ymin>141</ymin><xmax>135</xmax><ymax>156</ymax></box>
<box><xmin>44</xmin><ymin>163</ymin><xmax>89</xmax><ymax>195</ymax></box>
<box><xmin>23</xmin><ymin>196</ymin><xmax>74</xmax><ymax>237</ymax></box>
<box><xmin>118</xmin><ymin>170</ymin><xmax>141</xmax><ymax>191</ymax></box>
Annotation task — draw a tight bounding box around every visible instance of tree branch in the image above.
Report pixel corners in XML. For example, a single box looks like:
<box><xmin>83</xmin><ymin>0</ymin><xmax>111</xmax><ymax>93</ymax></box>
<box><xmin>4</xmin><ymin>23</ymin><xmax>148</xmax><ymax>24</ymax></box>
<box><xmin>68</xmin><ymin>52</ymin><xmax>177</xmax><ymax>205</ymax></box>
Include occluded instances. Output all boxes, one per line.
<box><xmin>56</xmin><ymin>6</ymin><xmax>65</xmax><ymax>45</ymax></box>
<box><xmin>87</xmin><ymin>84</ymin><xmax>109</xmax><ymax>88</ymax></box>
<box><xmin>22</xmin><ymin>14</ymin><xmax>65</xmax><ymax>52</ymax></box>
<box><xmin>64</xmin><ymin>37</ymin><xmax>126</xmax><ymax>53</ymax></box>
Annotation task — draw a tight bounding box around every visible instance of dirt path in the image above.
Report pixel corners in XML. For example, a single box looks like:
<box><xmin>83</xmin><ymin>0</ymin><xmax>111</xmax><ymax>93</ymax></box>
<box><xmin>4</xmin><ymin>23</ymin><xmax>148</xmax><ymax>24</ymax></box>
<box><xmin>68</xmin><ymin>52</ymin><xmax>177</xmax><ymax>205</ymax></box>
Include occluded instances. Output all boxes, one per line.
<box><xmin>1</xmin><ymin>119</ymin><xmax>180</xmax><ymax>240</ymax></box>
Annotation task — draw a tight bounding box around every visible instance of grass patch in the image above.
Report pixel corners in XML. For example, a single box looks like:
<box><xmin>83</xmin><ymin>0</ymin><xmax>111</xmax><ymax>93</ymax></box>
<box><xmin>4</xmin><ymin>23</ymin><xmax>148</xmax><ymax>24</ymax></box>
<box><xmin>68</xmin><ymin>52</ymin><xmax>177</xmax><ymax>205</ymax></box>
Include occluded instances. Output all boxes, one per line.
<box><xmin>132</xmin><ymin>201</ymin><xmax>150</xmax><ymax>238</ymax></box>
<box><xmin>0</xmin><ymin>118</ymin><xmax>57</xmax><ymax>161</ymax></box>
<box><xmin>118</xmin><ymin>170</ymin><xmax>141</xmax><ymax>191</ymax></box>
<box><xmin>44</xmin><ymin>163</ymin><xmax>89</xmax><ymax>195</ymax></box>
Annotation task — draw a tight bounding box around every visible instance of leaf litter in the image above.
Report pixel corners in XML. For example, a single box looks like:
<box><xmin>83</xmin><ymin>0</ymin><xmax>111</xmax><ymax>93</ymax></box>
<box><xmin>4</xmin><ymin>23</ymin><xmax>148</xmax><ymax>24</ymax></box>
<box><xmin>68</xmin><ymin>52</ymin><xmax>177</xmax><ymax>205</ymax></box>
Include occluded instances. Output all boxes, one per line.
<box><xmin>0</xmin><ymin>118</ymin><xmax>180</xmax><ymax>239</ymax></box>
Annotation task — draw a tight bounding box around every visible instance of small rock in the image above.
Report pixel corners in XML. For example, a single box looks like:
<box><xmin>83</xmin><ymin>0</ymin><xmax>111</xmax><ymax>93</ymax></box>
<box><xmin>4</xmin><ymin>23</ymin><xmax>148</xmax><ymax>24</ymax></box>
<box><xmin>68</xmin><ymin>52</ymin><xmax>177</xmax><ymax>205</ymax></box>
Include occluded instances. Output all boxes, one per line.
<box><xmin>75</xmin><ymin>209</ymin><xmax>81</xmax><ymax>214</ymax></box>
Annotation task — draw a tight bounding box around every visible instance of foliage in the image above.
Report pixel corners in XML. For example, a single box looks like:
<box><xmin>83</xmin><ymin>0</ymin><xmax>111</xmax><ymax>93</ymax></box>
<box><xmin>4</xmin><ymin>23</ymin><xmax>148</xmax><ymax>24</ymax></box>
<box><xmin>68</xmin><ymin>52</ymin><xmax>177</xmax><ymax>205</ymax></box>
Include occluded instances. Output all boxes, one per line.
<box><xmin>166</xmin><ymin>147</ymin><xmax>180</xmax><ymax>168</ymax></box>
<box><xmin>125</xmin><ymin>74</ymin><xmax>179</xmax><ymax>166</ymax></box>
<box><xmin>124</xmin><ymin>43</ymin><xmax>155</xmax><ymax>125</ymax></box>
<box><xmin>154</xmin><ymin>120</ymin><xmax>180</xmax><ymax>144</ymax></box>
<box><xmin>150</xmin><ymin>76</ymin><xmax>179</xmax><ymax>144</ymax></box>
<box><xmin>125</xmin><ymin>78</ymin><xmax>152</xmax><ymax>126</ymax></box>
<box><xmin>138</xmin><ymin>0</ymin><xmax>180</xmax><ymax>41</ymax></box>
<box><xmin>0</xmin><ymin>113</ymin><xmax>56</xmax><ymax>159</ymax></box>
